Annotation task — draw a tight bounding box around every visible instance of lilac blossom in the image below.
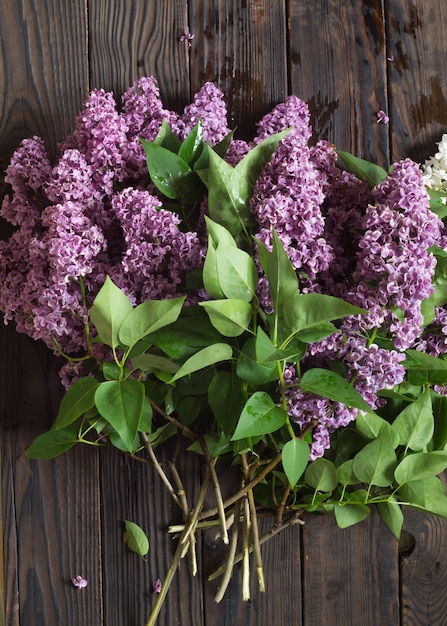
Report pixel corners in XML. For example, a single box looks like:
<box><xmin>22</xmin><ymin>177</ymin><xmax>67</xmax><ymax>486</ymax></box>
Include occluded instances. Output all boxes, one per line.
<box><xmin>345</xmin><ymin>159</ymin><xmax>441</xmax><ymax>349</ymax></box>
<box><xmin>121</xmin><ymin>77</ymin><xmax>180</xmax><ymax>181</ymax></box>
<box><xmin>309</xmin><ymin>140</ymin><xmax>372</xmax><ymax>298</ymax></box>
<box><xmin>284</xmin><ymin>364</ymin><xmax>358</xmax><ymax>459</ymax></box>
<box><xmin>255</xmin><ymin>95</ymin><xmax>311</xmax><ymax>145</ymax></box>
<box><xmin>177</xmin><ymin>82</ymin><xmax>231</xmax><ymax>144</ymax></box>
<box><xmin>250</xmin><ymin>126</ymin><xmax>333</xmax><ymax>287</ymax></box>
<box><xmin>2</xmin><ymin>76</ymin><xmax>445</xmax><ymax>458</ymax></box>
<box><xmin>377</xmin><ymin>110</ymin><xmax>389</xmax><ymax>124</ymax></box>
<box><xmin>72</xmin><ymin>575</ymin><xmax>88</xmax><ymax>589</ymax></box>
<box><xmin>111</xmin><ymin>188</ymin><xmax>204</xmax><ymax>301</ymax></box>
<box><xmin>70</xmin><ymin>89</ymin><xmax>130</xmax><ymax>195</ymax></box>
<box><xmin>179</xmin><ymin>28</ymin><xmax>195</xmax><ymax>48</ymax></box>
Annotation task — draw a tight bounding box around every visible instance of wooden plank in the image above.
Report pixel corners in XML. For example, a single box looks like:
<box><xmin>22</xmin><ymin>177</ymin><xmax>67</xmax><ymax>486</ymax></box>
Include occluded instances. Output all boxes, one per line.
<box><xmin>202</xmin><ymin>514</ymin><xmax>303</xmax><ymax>626</ymax></box>
<box><xmin>301</xmin><ymin>512</ymin><xmax>400</xmax><ymax>625</ymax></box>
<box><xmin>99</xmin><ymin>443</ymin><xmax>204</xmax><ymax>626</ymax></box>
<box><xmin>88</xmin><ymin>0</ymin><xmax>190</xmax><ymax>111</ymax></box>
<box><xmin>188</xmin><ymin>0</ymin><xmax>289</xmax><ymax>138</ymax></box>
<box><xmin>400</xmin><ymin>508</ymin><xmax>447</xmax><ymax>626</ymax></box>
<box><xmin>0</xmin><ymin>332</ymin><xmax>102</xmax><ymax>626</ymax></box>
<box><xmin>0</xmin><ymin>1</ymin><xmax>100</xmax><ymax>624</ymax></box>
<box><xmin>288</xmin><ymin>0</ymin><xmax>390</xmax><ymax>164</ymax></box>
<box><xmin>386</xmin><ymin>0</ymin><xmax>447</xmax><ymax>162</ymax></box>
<box><xmin>0</xmin><ymin>0</ymin><xmax>89</xmax><ymax>160</ymax></box>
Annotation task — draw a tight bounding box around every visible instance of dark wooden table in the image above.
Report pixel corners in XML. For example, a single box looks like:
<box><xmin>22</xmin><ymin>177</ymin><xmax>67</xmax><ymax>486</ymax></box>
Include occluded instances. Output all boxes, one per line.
<box><xmin>1</xmin><ymin>1</ymin><xmax>447</xmax><ymax>624</ymax></box>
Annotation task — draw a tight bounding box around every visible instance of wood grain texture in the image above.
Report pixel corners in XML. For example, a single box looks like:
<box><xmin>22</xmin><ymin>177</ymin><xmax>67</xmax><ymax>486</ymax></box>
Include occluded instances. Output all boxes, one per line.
<box><xmin>188</xmin><ymin>0</ymin><xmax>289</xmax><ymax>138</ymax></box>
<box><xmin>99</xmin><ymin>442</ymin><xmax>204</xmax><ymax>626</ymax></box>
<box><xmin>0</xmin><ymin>331</ymin><xmax>102</xmax><ymax>626</ymax></box>
<box><xmin>288</xmin><ymin>0</ymin><xmax>390</xmax><ymax>165</ymax></box>
<box><xmin>202</xmin><ymin>514</ymin><xmax>303</xmax><ymax>626</ymax></box>
<box><xmin>387</xmin><ymin>0</ymin><xmax>447</xmax><ymax>162</ymax></box>
<box><xmin>301</xmin><ymin>511</ymin><xmax>400</xmax><ymax>626</ymax></box>
<box><xmin>88</xmin><ymin>0</ymin><xmax>191</xmax><ymax>112</ymax></box>
<box><xmin>0</xmin><ymin>0</ymin><xmax>88</xmax><ymax>161</ymax></box>
<box><xmin>400</xmin><ymin>508</ymin><xmax>447</xmax><ymax>626</ymax></box>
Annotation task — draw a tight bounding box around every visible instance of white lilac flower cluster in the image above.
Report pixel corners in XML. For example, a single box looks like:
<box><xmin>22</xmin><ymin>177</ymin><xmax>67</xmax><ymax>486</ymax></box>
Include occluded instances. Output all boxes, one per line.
<box><xmin>0</xmin><ymin>77</ymin><xmax>444</xmax><ymax>458</ymax></box>
<box><xmin>422</xmin><ymin>134</ymin><xmax>447</xmax><ymax>193</ymax></box>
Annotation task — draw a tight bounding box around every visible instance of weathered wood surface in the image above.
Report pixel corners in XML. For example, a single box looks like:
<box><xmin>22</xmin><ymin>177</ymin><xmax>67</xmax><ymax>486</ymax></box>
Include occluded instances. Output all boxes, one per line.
<box><xmin>1</xmin><ymin>1</ymin><xmax>447</xmax><ymax>625</ymax></box>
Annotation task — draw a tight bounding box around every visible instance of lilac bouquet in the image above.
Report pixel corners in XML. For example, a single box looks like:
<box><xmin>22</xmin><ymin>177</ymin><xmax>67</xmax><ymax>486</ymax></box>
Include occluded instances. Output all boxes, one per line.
<box><xmin>3</xmin><ymin>76</ymin><xmax>447</xmax><ymax>623</ymax></box>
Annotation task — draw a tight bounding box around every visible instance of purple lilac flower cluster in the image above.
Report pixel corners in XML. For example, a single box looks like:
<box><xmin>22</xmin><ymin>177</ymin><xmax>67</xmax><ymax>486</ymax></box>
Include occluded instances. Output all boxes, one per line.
<box><xmin>0</xmin><ymin>78</ymin><xmax>223</xmax><ymax>357</ymax></box>
<box><xmin>248</xmin><ymin>108</ymin><xmax>443</xmax><ymax>457</ymax></box>
<box><xmin>1</xmin><ymin>76</ymin><xmax>445</xmax><ymax>458</ymax></box>
<box><xmin>344</xmin><ymin>159</ymin><xmax>442</xmax><ymax>350</ymax></box>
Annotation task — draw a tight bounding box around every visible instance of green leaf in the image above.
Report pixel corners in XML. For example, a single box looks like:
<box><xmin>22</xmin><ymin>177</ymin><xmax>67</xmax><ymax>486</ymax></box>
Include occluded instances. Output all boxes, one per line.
<box><xmin>352</xmin><ymin>434</ymin><xmax>397</xmax><ymax>487</ymax></box>
<box><xmin>90</xmin><ymin>276</ymin><xmax>133</xmax><ymax>348</ymax></box>
<box><xmin>199</xmin><ymin>299</ymin><xmax>252</xmax><ymax>337</ymax></box>
<box><xmin>334</xmin><ymin>502</ymin><xmax>371</xmax><ymax>529</ymax></box>
<box><xmin>398</xmin><ymin>476</ymin><xmax>447</xmax><ymax>517</ymax></box>
<box><xmin>131</xmin><ymin>353</ymin><xmax>180</xmax><ymax>374</ymax></box>
<box><xmin>295</xmin><ymin>323</ymin><xmax>338</xmax><ymax>343</ymax></box>
<box><xmin>202</xmin><ymin>147</ymin><xmax>254</xmax><ymax>236</ymax></box>
<box><xmin>283</xmin><ymin>293</ymin><xmax>365</xmax><ymax>334</ymax></box>
<box><xmin>300</xmin><ymin>368</ymin><xmax>372</xmax><ymax>413</ymax></box>
<box><xmin>377</xmin><ymin>499</ymin><xmax>404</xmax><ymax>538</ymax></box>
<box><xmin>25</xmin><ymin>425</ymin><xmax>79</xmax><ymax>459</ymax></box>
<box><xmin>336</xmin><ymin>459</ymin><xmax>358</xmax><ymax>486</ymax></box>
<box><xmin>153</xmin><ymin>118</ymin><xmax>181</xmax><ymax>152</ymax></box>
<box><xmin>215</xmin><ymin>245</ymin><xmax>258</xmax><ymax>301</ymax></box>
<box><xmin>138</xmin><ymin>397</ymin><xmax>153</xmax><ymax>433</ymax></box>
<box><xmin>236</xmin><ymin>337</ymin><xmax>279</xmax><ymax>385</ymax></box>
<box><xmin>203</xmin><ymin>235</ymin><xmax>226</xmax><ymax>299</ymax></box>
<box><xmin>118</xmin><ymin>296</ymin><xmax>186</xmax><ymax>349</ymax></box>
<box><xmin>392</xmin><ymin>388</ymin><xmax>434</xmax><ymax>451</ymax></box>
<box><xmin>282</xmin><ymin>438</ymin><xmax>310</xmax><ymax>488</ymax></box>
<box><xmin>140</xmin><ymin>139</ymin><xmax>194</xmax><ymax>200</ymax></box>
<box><xmin>337</xmin><ymin>150</ymin><xmax>388</xmax><ymax>187</ymax></box>
<box><xmin>255</xmin><ymin>230</ymin><xmax>299</xmax><ymax>317</ymax></box>
<box><xmin>178</xmin><ymin>120</ymin><xmax>205</xmax><ymax>165</ymax></box>
<box><xmin>403</xmin><ymin>349</ymin><xmax>447</xmax><ymax>386</ymax></box>
<box><xmin>304</xmin><ymin>458</ymin><xmax>337</xmax><ymax>492</ymax></box>
<box><xmin>427</xmin><ymin>188</ymin><xmax>447</xmax><ymax>219</ymax></box>
<box><xmin>53</xmin><ymin>377</ymin><xmax>99</xmax><ymax>429</ymax></box>
<box><xmin>231</xmin><ymin>392</ymin><xmax>287</xmax><ymax>440</ymax></box>
<box><xmin>208</xmin><ymin>371</ymin><xmax>245</xmax><ymax>437</ymax></box>
<box><xmin>205</xmin><ymin>216</ymin><xmax>239</xmax><ymax>248</ymax></box>
<box><xmin>394</xmin><ymin>450</ymin><xmax>447</xmax><ymax>485</ymax></box>
<box><xmin>202</xmin><ymin>218</ymin><xmax>238</xmax><ymax>299</ymax></box>
<box><xmin>102</xmin><ymin>361</ymin><xmax>123</xmax><ymax>380</ymax></box>
<box><xmin>124</xmin><ymin>520</ymin><xmax>149</xmax><ymax>559</ymax></box>
<box><xmin>355</xmin><ymin>412</ymin><xmax>400</xmax><ymax>448</ymax></box>
<box><xmin>235</xmin><ymin>129</ymin><xmax>290</xmax><ymax>189</ymax></box>
<box><xmin>151</xmin><ymin>306</ymin><xmax>220</xmax><ymax>360</ymax></box>
<box><xmin>433</xmin><ymin>395</ymin><xmax>447</xmax><ymax>450</ymax></box>
<box><xmin>254</xmin><ymin>327</ymin><xmax>306</xmax><ymax>363</ymax></box>
<box><xmin>94</xmin><ymin>379</ymin><xmax>145</xmax><ymax>452</ymax></box>
<box><xmin>169</xmin><ymin>343</ymin><xmax>233</xmax><ymax>382</ymax></box>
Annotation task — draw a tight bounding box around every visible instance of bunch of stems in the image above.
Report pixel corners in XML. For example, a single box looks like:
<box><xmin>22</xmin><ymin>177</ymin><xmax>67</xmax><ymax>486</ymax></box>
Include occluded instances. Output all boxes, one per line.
<box><xmin>138</xmin><ymin>404</ymin><xmax>304</xmax><ymax>626</ymax></box>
